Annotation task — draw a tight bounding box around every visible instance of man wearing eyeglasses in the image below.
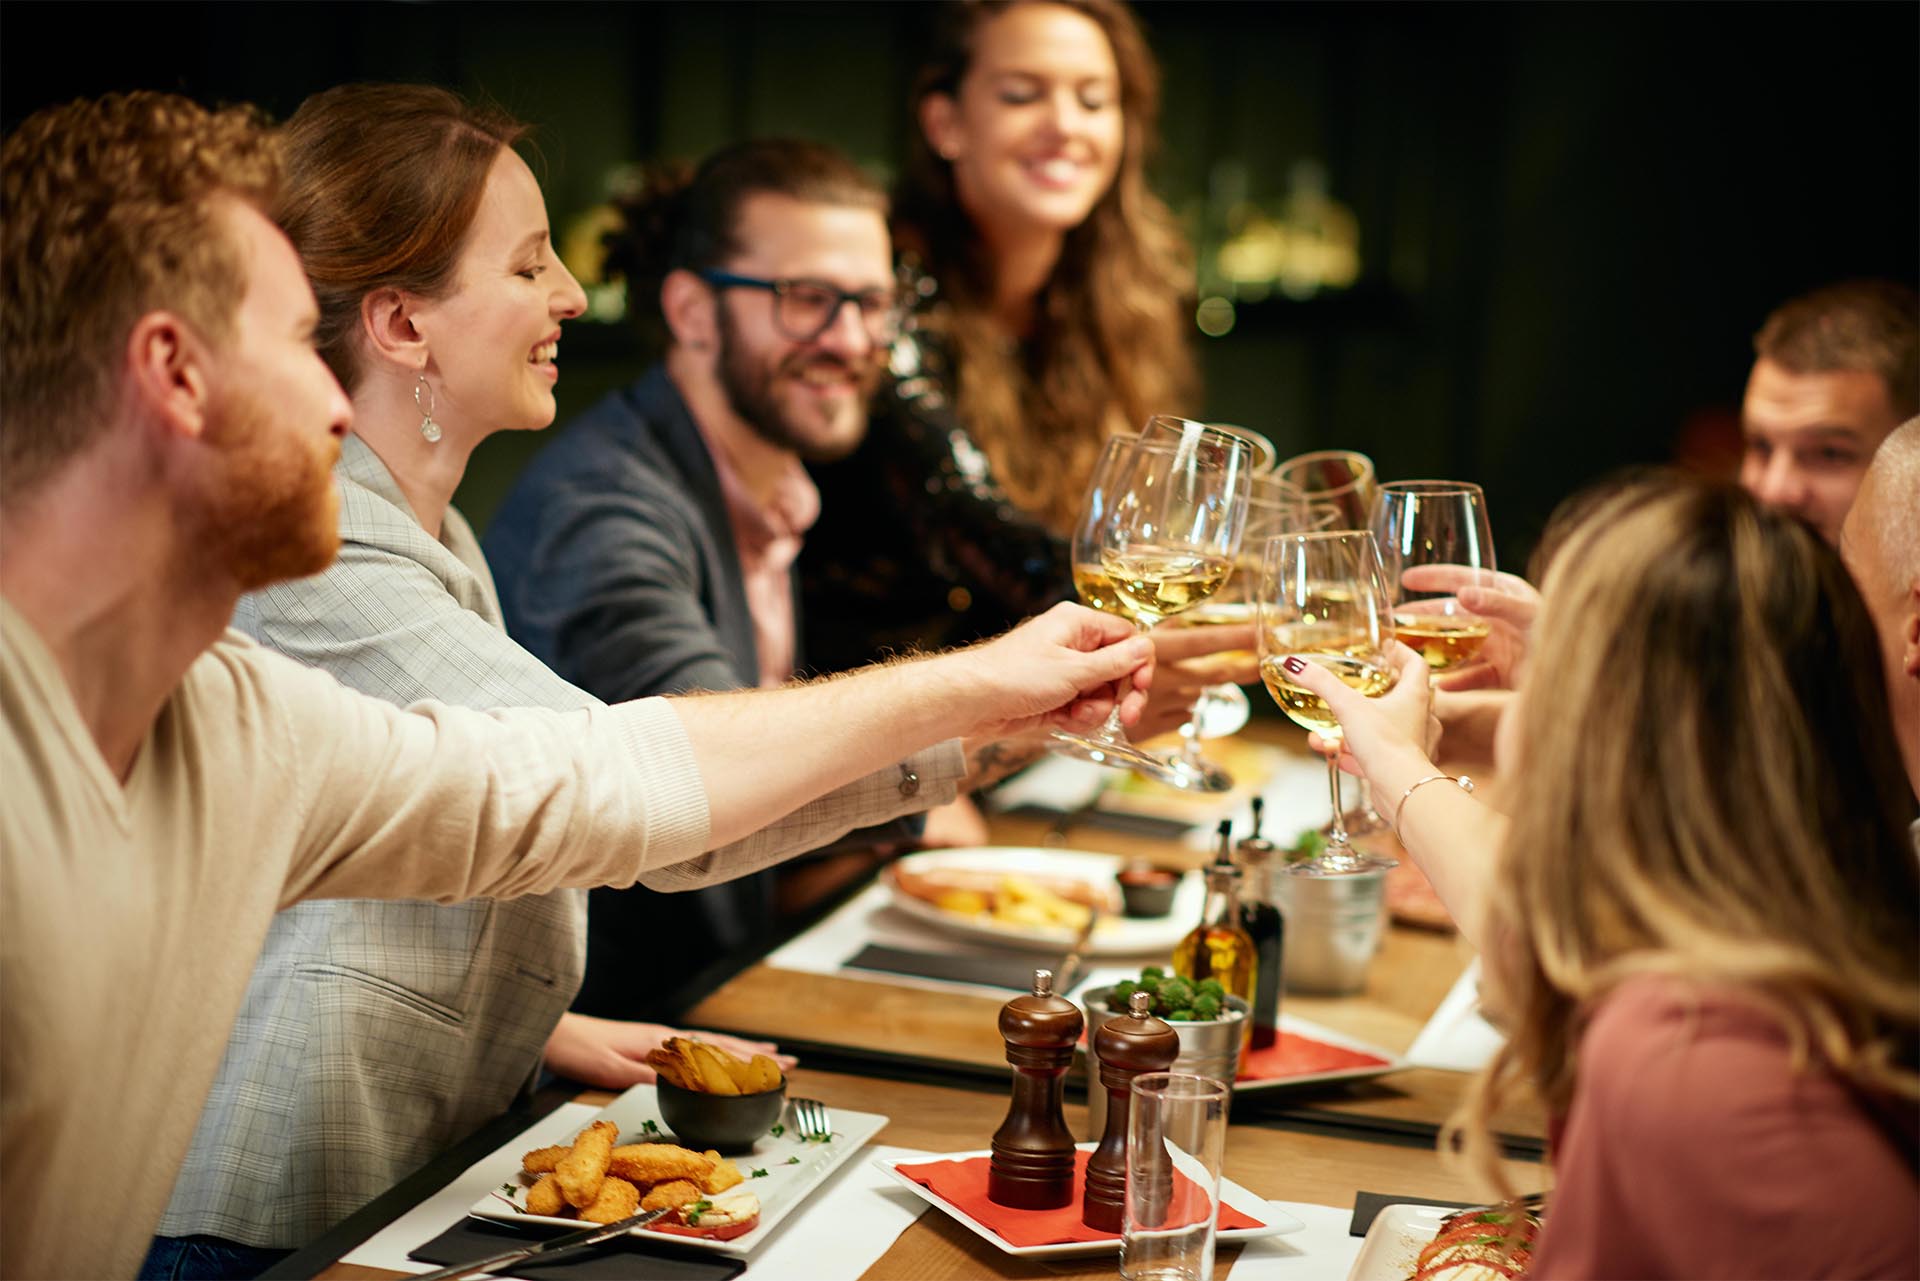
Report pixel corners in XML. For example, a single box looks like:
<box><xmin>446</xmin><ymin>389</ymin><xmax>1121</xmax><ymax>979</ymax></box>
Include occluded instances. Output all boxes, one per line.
<box><xmin>485</xmin><ymin>139</ymin><xmax>930</xmax><ymax>1020</ymax></box>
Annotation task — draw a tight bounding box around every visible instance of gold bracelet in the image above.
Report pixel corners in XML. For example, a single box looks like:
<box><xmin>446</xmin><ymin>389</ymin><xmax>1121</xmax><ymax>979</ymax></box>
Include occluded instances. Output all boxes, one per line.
<box><xmin>1391</xmin><ymin>773</ymin><xmax>1474</xmax><ymax>837</ymax></box>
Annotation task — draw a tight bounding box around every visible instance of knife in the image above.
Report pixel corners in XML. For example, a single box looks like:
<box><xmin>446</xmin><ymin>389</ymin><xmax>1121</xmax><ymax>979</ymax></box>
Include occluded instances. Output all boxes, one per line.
<box><xmin>410</xmin><ymin>1207</ymin><xmax>671</xmax><ymax>1281</ymax></box>
<box><xmin>1054</xmin><ymin>903</ymin><xmax>1102</xmax><ymax>993</ymax></box>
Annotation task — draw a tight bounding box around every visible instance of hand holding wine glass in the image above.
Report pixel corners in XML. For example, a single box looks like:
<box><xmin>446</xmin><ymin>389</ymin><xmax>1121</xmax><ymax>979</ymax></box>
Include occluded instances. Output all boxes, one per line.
<box><xmin>1254</xmin><ymin>530</ymin><xmax>1400</xmax><ymax>875</ymax></box>
<box><xmin>1371</xmin><ymin>481</ymin><xmax>1500</xmax><ymax>676</ymax></box>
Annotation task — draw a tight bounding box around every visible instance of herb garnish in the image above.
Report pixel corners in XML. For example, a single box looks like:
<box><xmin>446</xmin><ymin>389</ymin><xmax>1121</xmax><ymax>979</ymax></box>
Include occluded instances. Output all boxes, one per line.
<box><xmin>684</xmin><ymin>1198</ymin><xmax>712</xmax><ymax>1225</ymax></box>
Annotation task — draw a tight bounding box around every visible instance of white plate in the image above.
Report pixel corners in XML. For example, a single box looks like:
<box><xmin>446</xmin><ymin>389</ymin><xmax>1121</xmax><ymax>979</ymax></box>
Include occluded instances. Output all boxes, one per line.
<box><xmin>470</xmin><ymin>1085</ymin><xmax>886</xmax><ymax>1257</ymax></box>
<box><xmin>874</xmin><ymin>1144</ymin><xmax>1303</xmax><ymax>1258</ymax></box>
<box><xmin>1345</xmin><ymin>1203</ymin><xmax>1452</xmax><ymax>1280</ymax></box>
<box><xmin>881</xmin><ymin>847</ymin><xmax>1202</xmax><ymax>956</ymax></box>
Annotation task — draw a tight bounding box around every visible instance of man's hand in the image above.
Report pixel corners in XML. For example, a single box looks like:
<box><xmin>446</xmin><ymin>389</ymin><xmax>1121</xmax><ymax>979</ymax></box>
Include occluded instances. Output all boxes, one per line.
<box><xmin>541</xmin><ymin>1013</ymin><xmax>796</xmax><ymax>1089</ymax></box>
<box><xmin>1130</xmin><ymin>621</ymin><xmax>1258</xmax><ymax>742</ymax></box>
<box><xmin>945</xmin><ymin>602</ymin><xmax>1154</xmax><ymax>740</ymax></box>
<box><xmin>1397</xmin><ymin>566</ymin><xmax>1540</xmax><ymax>691</ymax></box>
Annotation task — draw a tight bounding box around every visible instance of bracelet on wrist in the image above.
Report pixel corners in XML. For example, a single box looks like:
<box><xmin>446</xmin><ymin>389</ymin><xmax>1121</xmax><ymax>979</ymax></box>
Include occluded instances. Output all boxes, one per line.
<box><xmin>1390</xmin><ymin>773</ymin><xmax>1474</xmax><ymax>838</ymax></box>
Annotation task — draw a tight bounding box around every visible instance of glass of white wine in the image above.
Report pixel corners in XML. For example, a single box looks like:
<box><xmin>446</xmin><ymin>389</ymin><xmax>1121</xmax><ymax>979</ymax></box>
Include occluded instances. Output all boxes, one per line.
<box><xmin>1370</xmin><ymin>481</ymin><xmax>1496</xmax><ymax>673</ymax></box>
<box><xmin>1055</xmin><ymin>432</ymin><xmax>1252</xmax><ymax>784</ymax></box>
<box><xmin>1256</xmin><ymin>530</ymin><xmax>1399</xmax><ymax>875</ymax></box>
<box><xmin>1274</xmin><ymin>448</ymin><xmax>1377</xmax><ymax>532</ymax></box>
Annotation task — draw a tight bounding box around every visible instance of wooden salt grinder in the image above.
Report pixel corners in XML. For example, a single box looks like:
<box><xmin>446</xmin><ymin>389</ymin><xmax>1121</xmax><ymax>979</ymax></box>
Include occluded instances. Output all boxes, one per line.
<box><xmin>1082</xmin><ymin>989</ymin><xmax>1179</xmax><ymax>1231</ymax></box>
<box><xmin>987</xmin><ymin>968</ymin><xmax>1084</xmax><ymax>1209</ymax></box>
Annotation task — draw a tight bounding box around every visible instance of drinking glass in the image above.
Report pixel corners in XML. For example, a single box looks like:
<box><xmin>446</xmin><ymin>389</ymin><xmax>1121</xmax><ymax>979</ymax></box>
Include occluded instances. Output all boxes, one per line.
<box><xmin>1370</xmin><ymin>481</ymin><xmax>1497</xmax><ymax>673</ymax></box>
<box><xmin>1120</xmin><ymin>1072</ymin><xmax>1231</xmax><ymax>1281</ymax></box>
<box><xmin>1164</xmin><ymin>475</ymin><xmax>1310</xmax><ymax>788</ymax></box>
<box><xmin>1273</xmin><ymin>448</ymin><xmax>1377</xmax><ymax>532</ymax></box>
<box><xmin>1255</xmin><ymin>531</ymin><xmax>1399</xmax><ymax>875</ymax></box>
<box><xmin>1054</xmin><ymin>431</ymin><xmax>1253</xmax><ymax>785</ymax></box>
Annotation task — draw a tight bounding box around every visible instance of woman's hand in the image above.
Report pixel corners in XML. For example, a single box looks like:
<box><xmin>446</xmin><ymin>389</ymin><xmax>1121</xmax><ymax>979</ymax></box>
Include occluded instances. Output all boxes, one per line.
<box><xmin>1396</xmin><ymin>566</ymin><xmax>1540</xmax><ymax>691</ymax></box>
<box><xmin>542</xmin><ymin>1014</ymin><xmax>797</xmax><ymax>1089</ymax></box>
<box><xmin>1292</xmin><ymin>640</ymin><xmax>1437</xmax><ymax>784</ymax></box>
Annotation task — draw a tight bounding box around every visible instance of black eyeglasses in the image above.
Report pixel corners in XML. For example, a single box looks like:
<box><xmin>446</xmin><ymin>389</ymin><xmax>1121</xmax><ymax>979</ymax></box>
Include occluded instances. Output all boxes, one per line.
<box><xmin>698</xmin><ymin>270</ymin><xmax>908</xmax><ymax>344</ymax></box>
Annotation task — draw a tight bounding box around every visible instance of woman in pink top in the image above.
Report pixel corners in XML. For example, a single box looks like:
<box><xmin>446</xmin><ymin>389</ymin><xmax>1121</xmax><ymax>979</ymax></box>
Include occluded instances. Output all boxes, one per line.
<box><xmin>1288</xmin><ymin>475</ymin><xmax>1918</xmax><ymax>1278</ymax></box>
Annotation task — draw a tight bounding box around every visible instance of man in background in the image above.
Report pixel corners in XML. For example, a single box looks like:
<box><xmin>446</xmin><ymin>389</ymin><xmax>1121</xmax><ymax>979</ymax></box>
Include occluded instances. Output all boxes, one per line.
<box><xmin>1840</xmin><ymin>418</ymin><xmax>1919</xmax><ymax>804</ymax></box>
<box><xmin>1739</xmin><ymin>280</ymin><xmax>1917</xmax><ymax>544</ymax></box>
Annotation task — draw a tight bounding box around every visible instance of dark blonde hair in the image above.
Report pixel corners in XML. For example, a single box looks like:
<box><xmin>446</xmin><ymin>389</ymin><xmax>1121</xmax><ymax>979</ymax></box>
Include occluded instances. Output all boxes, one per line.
<box><xmin>1755</xmin><ymin>280</ymin><xmax>1918</xmax><ymax>420</ymax></box>
<box><xmin>278</xmin><ymin>84</ymin><xmax>529</xmax><ymax>393</ymax></box>
<box><xmin>1455</xmin><ymin>475</ymin><xmax>1919</xmax><ymax>1188</ymax></box>
<box><xmin>1</xmin><ymin>91</ymin><xmax>280</xmax><ymax>502</ymax></box>
<box><xmin>898</xmin><ymin>0</ymin><xmax>1198</xmax><ymax>534</ymax></box>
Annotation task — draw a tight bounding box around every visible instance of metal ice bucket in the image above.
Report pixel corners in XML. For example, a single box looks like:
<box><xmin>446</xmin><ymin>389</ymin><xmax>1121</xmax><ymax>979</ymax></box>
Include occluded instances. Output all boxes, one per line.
<box><xmin>1273</xmin><ymin>866</ymin><xmax>1387</xmax><ymax>995</ymax></box>
<box><xmin>1079</xmin><ymin>986</ymin><xmax>1248</xmax><ymax>1140</ymax></box>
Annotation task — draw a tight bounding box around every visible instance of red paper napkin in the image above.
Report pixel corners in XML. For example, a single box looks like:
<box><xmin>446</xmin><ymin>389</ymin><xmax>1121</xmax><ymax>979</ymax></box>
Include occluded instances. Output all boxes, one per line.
<box><xmin>893</xmin><ymin>1149</ymin><xmax>1262</xmax><ymax>1248</ymax></box>
<box><xmin>1241</xmin><ymin>1029</ymin><xmax>1390</xmax><ymax>1081</ymax></box>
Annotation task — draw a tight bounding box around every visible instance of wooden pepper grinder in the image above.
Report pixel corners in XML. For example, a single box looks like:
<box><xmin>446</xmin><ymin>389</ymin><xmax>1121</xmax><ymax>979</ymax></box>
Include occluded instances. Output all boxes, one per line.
<box><xmin>988</xmin><ymin>967</ymin><xmax>1084</xmax><ymax>1209</ymax></box>
<box><xmin>1082</xmin><ymin>989</ymin><xmax>1179</xmax><ymax>1231</ymax></box>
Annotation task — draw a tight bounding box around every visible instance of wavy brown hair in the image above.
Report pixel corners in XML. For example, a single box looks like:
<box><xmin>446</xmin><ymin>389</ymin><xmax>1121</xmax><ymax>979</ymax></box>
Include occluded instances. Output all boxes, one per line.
<box><xmin>277</xmin><ymin>84</ymin><xmax>529</xmax><ymax>394</ymax></box>
<box><xmin>1451</xmin><ymin>475</ymin><xmax>1920</xmax><ymax>1191</ymax></box>
<box><xmin>897</xmin><ymin>0</ymin><xmax>1197</xmax><ymax>535</ymax></box>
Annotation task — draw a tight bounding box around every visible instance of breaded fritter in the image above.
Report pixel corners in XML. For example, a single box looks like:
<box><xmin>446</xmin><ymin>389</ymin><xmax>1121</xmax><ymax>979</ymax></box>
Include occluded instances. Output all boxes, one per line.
<box><xmin>640</xmin><ymin>1179</ymin><xmax>704</xmax><ymax>1213</ymax></box>
<box><xmin>521</xmin><ymin>1144</ymin><xmax>568</xmax><ymax>1175</ymax></box>
<box><xmin>700</xmin><ymin>1151</ymin><xmax>744</xmax><ymax>1195</ymax></box>
<box><xmin>609</xmin><ymin>1142</ymin><xmax>712</xmax><ymax>1185</ymax></box>
<box><xmin>556</xmin><ymin>1120</ymin><xmax>618</xmax><ymax>1209</ymax></box>
<box><xmin>525</xmin><ymin>1172</ymin><xmax>566</xmax><ymax>1218</ymax></box>
<box><xmin>579</xmin><ymin>1175</ymin><xmax>641</xmax><ymax>1224</ymax></box>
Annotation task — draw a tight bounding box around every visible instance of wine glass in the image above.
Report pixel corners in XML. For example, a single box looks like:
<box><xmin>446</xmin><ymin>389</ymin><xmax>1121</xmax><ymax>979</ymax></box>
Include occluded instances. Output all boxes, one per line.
<box><xmin>1163</xmin><ymin>475</ymin><xmax>1310</xmax><ymax>788</ymax></box>
<box><xmin>1055</xmin><ymin>432</ymin><xmax>1253</xmax><ymax>784</ymax></box>
<box><xmin>1273</xmin><ymin>449</ymin><xmax>1377</xmax><ymax>532</ymax></box>
<box><xmin>1370</xmin><ymin>481</ymin><xmax>1497</xmax><ymax>673</ymax></box>
<box><xmin>1255</xmin><ymin>530</ymin><xmax>1399</xmax><ymax>875</ymax></box>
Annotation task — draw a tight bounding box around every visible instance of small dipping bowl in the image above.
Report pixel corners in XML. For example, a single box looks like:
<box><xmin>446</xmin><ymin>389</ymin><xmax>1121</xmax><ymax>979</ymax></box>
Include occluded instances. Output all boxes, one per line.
<box><xmin>1115</xmin><ymin>862</ymin><xmax>1181</xmax><ymax>917</ymax></box>
<box><xmin>656</xmin><ymin>1077</ymin><xmax>788</xmax><ymax>1153</ymax></box>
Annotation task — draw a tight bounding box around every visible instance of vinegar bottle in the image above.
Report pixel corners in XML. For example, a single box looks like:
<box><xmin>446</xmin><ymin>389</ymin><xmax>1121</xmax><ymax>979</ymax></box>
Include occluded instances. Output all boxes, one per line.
<box><xmin>1172</xmin><ymin>821</ymin><xmax>1256</xmax><ymax>1057</ymax></box>
<box><xmin>1235</xmin><ymin>797</ymin><xmax>1286</xmax><ymax>1051</ymax></box>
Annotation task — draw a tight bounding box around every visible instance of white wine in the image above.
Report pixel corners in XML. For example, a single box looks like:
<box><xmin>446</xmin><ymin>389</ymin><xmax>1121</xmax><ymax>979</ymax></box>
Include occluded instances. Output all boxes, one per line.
<box><xmin>1071</xmin><ymin>563</ymin><xmax>1129</xmax><ymax>617</ymax></box>
<box><xmin>1101</xmin><ymin>548</ymin><xmax>1232</xmax><ymax>620</ymax></box>
<box><xmin>1393</xmin><ymin>612</ymin><xmax>1491</xmax><ymax>671</ymax></box>
<box><xmin>1259</xmin><ymin>652</ymin><xmax>1394</xmax><ymax>735</ymax></box>
<box><xmin>1172</xmin><ymin>600</ymin><xmax>1258</xmax><ymax>672</ymax></box>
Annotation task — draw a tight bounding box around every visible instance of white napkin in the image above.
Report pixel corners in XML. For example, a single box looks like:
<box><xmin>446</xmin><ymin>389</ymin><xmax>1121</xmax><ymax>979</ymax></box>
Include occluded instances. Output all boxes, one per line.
<box><xmin>1404</xmin><ymin>958</ymin><xmax>1506</xmax><ymax>1072</ymax></box>
<box><xmin>341</xmin><ymin>1104</ymin><xmax>931</xmax><ymax>1277</ymax></box>
<box><xmin>1225</xmin><ymin>1201</ymin><xmax>1362</xmax><ymax>1279</ymax></box>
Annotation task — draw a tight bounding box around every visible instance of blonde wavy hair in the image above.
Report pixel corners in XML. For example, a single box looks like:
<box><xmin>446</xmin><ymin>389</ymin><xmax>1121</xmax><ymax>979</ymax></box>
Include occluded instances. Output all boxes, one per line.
<box><xmin>896</xmin><ymin>0</ymin><xmax>1198</xmax><ymax>535</ymax></box>
<box><xmin>0</xmin><ymin>92</ymin><xmax>281</xmax><ymax>503</ymax></box>
<box><xmin>1452</xmin><ymin>475</ymin><xmax>1920</xmax><ymax>1190</ymax></box>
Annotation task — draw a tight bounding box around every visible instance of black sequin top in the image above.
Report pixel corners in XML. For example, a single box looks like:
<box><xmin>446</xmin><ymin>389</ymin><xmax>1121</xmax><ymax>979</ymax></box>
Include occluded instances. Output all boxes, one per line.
<box><xmin>799</xmin><ymin>273</ymin><xmax>1072</xmax><ymax>675</ymax></box>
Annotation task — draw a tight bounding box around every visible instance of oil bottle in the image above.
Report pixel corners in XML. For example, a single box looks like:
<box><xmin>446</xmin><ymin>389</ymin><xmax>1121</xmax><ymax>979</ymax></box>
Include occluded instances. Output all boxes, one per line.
<box><xmin>1171</xmin><ymin>820</ymin><xmax>1255</xmax><ymax>1055</ymax></box>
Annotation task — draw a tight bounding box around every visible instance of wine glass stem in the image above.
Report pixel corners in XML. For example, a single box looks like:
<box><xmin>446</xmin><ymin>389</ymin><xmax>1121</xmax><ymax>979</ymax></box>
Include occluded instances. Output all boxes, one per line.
<box><xmin>1325</xmin><ymin>751</ymin><xmax>1350</xmax><ymax>851</ymax></box>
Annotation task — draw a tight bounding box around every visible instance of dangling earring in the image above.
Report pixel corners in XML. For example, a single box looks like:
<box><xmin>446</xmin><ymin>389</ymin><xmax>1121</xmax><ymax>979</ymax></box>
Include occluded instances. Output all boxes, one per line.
<box><xmin>414</xmin><ymin>371</ymin><xmax>441</xmax><ymax>444</ymax></box>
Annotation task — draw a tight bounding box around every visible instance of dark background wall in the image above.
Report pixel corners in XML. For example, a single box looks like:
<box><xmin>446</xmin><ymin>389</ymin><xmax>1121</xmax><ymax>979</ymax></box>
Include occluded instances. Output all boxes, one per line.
<box><xmin>5</xmin><ymin>1</ymin><xmax>1914</xmax><ymax>570</ymax></box>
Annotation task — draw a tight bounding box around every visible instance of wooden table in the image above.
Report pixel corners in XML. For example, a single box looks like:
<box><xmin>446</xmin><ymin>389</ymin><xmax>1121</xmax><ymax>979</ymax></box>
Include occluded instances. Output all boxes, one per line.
<box><xmin>312</xmin><ymin>1067</ymin><xmax>1542</xmax><ymax>1281</ymax></box>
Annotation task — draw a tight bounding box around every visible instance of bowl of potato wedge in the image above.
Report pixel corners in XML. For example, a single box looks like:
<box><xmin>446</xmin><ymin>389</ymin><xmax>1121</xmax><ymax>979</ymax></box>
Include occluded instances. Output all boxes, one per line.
<box><xmin>648</xmin><ymin>1036</ymin><xmax>787</xmax><ymax>1152</ymax></box>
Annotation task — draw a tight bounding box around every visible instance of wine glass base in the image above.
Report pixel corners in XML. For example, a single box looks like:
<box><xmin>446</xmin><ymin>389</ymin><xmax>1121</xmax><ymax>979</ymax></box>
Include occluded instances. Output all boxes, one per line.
<box><xmin>1161</xmin><ymin>753</ymin><xmax>1236</xmax><ymax>793</ymax></box>
<box><xmin>1284</xmin><ymin>850</ymin><xmax>1397</xmax><ymax>876</ymax></box>
<box><xmin>1048</xmin><ymin>730</ymin><xmax>1203</xmax><ymax>790</ymax></box>
<box><xmin>1192</xmin><ymin>683</ymin><xmax>1251</xmax><ymax>738</ymax></box>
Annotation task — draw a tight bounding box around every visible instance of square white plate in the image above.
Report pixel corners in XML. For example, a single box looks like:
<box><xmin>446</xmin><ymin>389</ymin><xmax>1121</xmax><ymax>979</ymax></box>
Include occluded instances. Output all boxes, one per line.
<box><xmin>874</xmin><ymin>1143</ymin><xmax>1303</xmax><ymax>1258</ymax></box>
<box><xmin>1344</xmin><ymin>1203</ymin><xmax>1453</xmax><ymax>1280</ymax></box>
<box><xmin>470</xmin><ymin>1084</ymin><xmax>886</xmax><ymax>1256</ymax></box>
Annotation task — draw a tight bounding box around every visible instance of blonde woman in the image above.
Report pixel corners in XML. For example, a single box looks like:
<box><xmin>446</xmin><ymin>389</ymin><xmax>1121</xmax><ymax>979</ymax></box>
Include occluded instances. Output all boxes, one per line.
<box><xmin>1288</xmin><ymin>474</ymin><xmax>1918</xmax><ymax>1277</ymax></box>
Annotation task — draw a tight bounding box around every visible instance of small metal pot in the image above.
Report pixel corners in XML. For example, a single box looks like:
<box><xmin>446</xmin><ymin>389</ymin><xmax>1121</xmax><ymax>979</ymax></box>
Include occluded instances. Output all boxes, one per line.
<box><xmin>1079</xmin><ymin>985</ymin><xmax>1247</xmax><ymax>1140</ymax></box>
<box><xmin>1273</xmin><ymin>867</ymin><xmax>1387</xmax><ymax>995</ymax></box>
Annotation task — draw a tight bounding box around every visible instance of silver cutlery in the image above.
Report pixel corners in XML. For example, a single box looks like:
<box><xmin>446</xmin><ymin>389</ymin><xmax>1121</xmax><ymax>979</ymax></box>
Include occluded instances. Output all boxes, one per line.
<box><xmin>790</xmin><ymin>1096</ymin><xmax>833</xmax><ymax>1141</ymax></box>
<box><xmin>409</xmin><ymin>1206</ymin><xmax>670</xmax><ymax>1281</ymax></box>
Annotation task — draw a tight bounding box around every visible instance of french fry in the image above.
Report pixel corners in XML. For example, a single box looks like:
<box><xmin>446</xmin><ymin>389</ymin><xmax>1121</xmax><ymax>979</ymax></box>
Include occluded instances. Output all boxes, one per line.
<box><xmin>682</xmin><ymin>1039</ymin><xmax>742</xmax><ymax>1095</ymax></box>
<box><xmin>741</xmin><ymin>1053</ymin><xmax>783</xmax><ymax>1093</ymax></box>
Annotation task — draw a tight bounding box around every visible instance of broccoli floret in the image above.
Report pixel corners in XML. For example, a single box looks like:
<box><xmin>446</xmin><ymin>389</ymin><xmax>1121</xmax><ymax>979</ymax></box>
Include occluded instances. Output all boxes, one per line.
<box><xmin>1196</xmin><ymin>978</ymin><xmax>1226</xmax><ymax>1001</ymax></box>
<box><xmin>1139</xmin><ymin>973</ymin><xmax>1162</xmax><ymax>995</ymax></box>
<box><xmin>1111</xmin><ymin>979</ymin><xmax>1139</xmax><ymax>1008</ymax></box>
<box><xmin>1141</xmin><ymin>965</ymin><xmax>1166</xmax><ymax>981</ymax></box>
<box><xmin>1191</xmin><ymin>993</ymin><xmax>1222</xmax><ymax>1020</ymax></box>
<box><xmin>1167</xmin><ymin>1007</ymin><xmax>1196</xmax><ymax>1021</ymax></box>
<box><xmin>1157</xmin><ymin>977</ymin><xmax>1194</xmax><ymax>1008</ymax></box>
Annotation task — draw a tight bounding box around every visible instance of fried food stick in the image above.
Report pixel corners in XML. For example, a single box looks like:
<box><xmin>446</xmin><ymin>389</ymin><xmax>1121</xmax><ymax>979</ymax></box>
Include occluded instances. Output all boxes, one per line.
<box><xmin>609</xmin><ymin>1143</ymin><xmax>713</xmax><ymax>1185</ymax></box>
<box><xmin>556</xmin><ymin>1120</ymin><xmax>619</xmax><ymax>1209</ymax></box>
<box><xmin>525</xmin><ymin>1173</ymin><xmax>567</xmax><ymax>1218</ymax></box>
<box><xmin>521</xmin><ymin>1144</ymin><xmax>568</xmax><ymax>1175</ymax></box>
<box><xmin>701</xmin><ymin>1151</ymin><xmax>745</xmax><ymax>1195</ymax></box>
<box><xmin>579</xmin><ymin>1176</ymin><xmax>641</xmax><ymax>1224</ymax></box>
<box><xmin>640</xmin><ymin>1179</ymin><xmax>704</xmax><ymax>1213</ymax></box>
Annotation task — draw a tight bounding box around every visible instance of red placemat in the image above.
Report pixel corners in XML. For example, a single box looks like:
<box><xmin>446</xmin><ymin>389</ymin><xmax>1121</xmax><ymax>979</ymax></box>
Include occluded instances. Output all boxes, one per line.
<box><xmin>1241</xmin><ymin>1029</ymin><xmax>1391</xmax><ymax>1082</ymax></box>
<box><xmin>893</xmin><ymin>1149</ymin><xmax>1262</xmax><ymax>1248</ymax></box>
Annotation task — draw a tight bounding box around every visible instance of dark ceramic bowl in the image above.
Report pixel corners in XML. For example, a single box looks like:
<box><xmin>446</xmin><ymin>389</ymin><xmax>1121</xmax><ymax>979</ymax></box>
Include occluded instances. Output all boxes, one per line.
<box><xmin>1115</xmin><ymin>864</ymin><xmax>1181</xmax><ymax>917</ymax></box>
<box><xmin>656</xmin><ymin>1077</ymin><xmax>788</xmax><ymax>1153</ymax></box>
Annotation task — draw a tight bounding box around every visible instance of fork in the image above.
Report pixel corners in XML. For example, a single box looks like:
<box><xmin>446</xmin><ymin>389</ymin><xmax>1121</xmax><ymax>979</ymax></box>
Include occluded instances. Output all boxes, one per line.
<box><xmin>790</xmin><ymin>1096</ymin><xmax>832</xmax><ymax>1141</ymax></box>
